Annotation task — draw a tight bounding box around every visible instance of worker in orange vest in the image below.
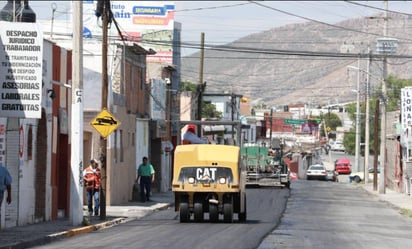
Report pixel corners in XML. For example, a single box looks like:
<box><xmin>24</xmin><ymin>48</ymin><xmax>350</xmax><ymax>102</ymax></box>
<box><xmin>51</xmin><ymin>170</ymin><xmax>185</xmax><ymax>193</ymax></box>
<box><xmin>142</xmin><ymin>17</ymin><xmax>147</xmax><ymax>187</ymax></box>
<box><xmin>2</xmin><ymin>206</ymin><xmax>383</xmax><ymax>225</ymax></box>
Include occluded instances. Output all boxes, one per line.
<box><xmin>83</xmin><ymin>159</ymin><xmax>101</xmax><ymax>216</ymax></box>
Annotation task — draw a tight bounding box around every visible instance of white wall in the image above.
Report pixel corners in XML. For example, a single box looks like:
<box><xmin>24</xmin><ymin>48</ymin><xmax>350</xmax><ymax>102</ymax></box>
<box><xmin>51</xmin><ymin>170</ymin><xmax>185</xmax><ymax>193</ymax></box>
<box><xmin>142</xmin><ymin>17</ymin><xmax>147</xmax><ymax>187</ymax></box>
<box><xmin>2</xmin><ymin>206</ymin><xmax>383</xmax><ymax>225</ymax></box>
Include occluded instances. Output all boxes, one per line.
<box><xmin>135</xmin><ymin>119</ymin><xmax>150</xmax><ymax>176</ymax></box>
<box><xmin>17</xmin><ymin>120</ymin><xmax>37</xmax><ymax>225</ymax></box>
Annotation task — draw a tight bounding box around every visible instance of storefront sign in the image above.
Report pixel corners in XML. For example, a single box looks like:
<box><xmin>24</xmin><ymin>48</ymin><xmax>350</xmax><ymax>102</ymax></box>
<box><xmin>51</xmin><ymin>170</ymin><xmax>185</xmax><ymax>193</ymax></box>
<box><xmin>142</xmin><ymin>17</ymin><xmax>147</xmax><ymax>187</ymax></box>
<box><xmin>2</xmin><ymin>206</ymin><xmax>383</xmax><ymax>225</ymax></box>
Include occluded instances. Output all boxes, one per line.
<box><xmin>0</xmin><ymin>22</ymin><xmax>43</xmax><ymax>118</ymax></box>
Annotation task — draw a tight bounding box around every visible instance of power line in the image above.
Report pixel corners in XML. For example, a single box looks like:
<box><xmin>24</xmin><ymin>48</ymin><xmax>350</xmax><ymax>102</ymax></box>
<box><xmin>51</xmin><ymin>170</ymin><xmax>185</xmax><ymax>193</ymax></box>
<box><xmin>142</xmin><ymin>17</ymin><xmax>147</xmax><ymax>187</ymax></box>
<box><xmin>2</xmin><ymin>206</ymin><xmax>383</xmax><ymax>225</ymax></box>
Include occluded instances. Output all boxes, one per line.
<box><xmin>181</xmin><ymin>55</ymin><xmax>358</xmax><ymax>61</ymax></box>
<box><xmin>175</xmin><ymin>2</ymin><xmax>253</xmax><ymax>12</ymax></box>
<box><xmin>345</xmin><ymin>1</ymin><xmax>412</xmax><ymax>17</ymax></box>
<box><xmin>182</xmin><ymin>59</ymin><xmax>355</xmax><ymax>78</ymax></box>
<box><xmin>44</xmin><ymin>29</ymin><xmax>412</xmax><ymax>61</ymax></box>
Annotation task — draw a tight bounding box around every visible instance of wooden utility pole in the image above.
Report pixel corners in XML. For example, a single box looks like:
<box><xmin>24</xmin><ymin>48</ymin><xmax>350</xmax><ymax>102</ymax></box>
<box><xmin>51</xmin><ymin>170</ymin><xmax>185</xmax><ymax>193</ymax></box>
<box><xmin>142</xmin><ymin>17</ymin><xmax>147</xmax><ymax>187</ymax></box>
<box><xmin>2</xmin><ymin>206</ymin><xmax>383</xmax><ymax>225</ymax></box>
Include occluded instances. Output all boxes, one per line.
<box><xmin>166</xmin><ymin>81</ymin><xmax>171</xmax><ymax>142</ymax></box>
<box><xmin>269</xmin><ymin>108</ymin><xmax>273</xmax><ymax>143</ymax></box>
<box><xmin>379</xmin><ymin>0</ymin><xmax>388</xmax><ymax>194</ymax></box>
<box><xmin>197</xmin><ymin>32</ymin><xmax>205</xmax><ymax>135</ymax></box>
<box><xmin>99</xmin><ymin>0</ymin><xmax>109</xmax><ymax>220</ymax></box>
<box><xmin>364</xmin><ymin>49</ymin><xmax>371</xmax><ymax>184</ymax></box>
<box><xmin>231</xmin><ymin>93</ymin><xmax>235</xmax><ymax>141</ymax></box>
<box><xmin>197</xmin><ymin>32</ymin><xmax>205</xmax><ymax>121</ymax></box>
<box><xmin>373</xmin><ymin>99</ymin><xmax>380</xmax><ymax>191</ymax></box>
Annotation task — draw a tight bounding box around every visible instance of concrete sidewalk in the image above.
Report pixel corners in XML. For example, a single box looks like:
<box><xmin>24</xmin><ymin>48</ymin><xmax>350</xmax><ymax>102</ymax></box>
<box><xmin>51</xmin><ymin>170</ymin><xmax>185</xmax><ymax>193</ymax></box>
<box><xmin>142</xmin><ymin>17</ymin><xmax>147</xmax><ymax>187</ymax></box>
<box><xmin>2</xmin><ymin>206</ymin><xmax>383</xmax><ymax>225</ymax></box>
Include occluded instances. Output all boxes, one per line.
<box><xmin>357</xmin><ymin>182</ymin><xmax>412</xmax><ymax>215</ymax></box>
<box><xmin>0</xmin><ymin>191</ymin><xmax>174</xmax><ymax>249</ymax></box>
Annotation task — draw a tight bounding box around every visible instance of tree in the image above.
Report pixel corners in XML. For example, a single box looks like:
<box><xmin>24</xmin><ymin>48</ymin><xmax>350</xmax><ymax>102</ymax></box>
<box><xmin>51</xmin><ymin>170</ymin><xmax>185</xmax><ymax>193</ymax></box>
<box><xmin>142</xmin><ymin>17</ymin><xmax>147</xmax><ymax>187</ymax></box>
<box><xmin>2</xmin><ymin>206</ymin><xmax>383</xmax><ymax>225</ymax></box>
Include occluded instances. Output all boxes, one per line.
<box><xmin>319</xmin><ymin>112</ymin><xmax>342</xmax><ymax>139</ymax></box>
<box><xmin>180</xmin><ymin>81</ymin><xmax>197</xmax><ymax>92</ymax></box>
<box><xmin>343</xmin><ymin>75</ymin><xmax>412</xmax><ymax>155</ymax></box>
<box><xmin>385</xmin><ymin>75</ymin><xmax>412</xmax><ymax>111</ymax></box>
<box><xmin>202</xmin><ymin>102</ymin><xmax>222</xmax><ymax>119</ymax></box>
<box><xmin>324</xmin><ymin>112</ymin><xmax>342</xmax><ymax>132</ymax></box>
<box><xmin>180</xmin><ymin>81</ymin><xmax>222</xmax><ymax>119</ymax></box>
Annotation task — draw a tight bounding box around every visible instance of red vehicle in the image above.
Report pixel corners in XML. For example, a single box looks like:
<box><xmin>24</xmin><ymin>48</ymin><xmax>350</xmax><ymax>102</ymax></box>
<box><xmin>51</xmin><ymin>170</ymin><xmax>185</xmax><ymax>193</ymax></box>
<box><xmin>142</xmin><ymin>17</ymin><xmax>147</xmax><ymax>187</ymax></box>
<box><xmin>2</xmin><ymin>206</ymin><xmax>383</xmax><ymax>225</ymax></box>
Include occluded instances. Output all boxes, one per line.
<box><xmin>334</xmin><ymin>158</ymin><xmax>352</xmax><ymax>174</ymax></box>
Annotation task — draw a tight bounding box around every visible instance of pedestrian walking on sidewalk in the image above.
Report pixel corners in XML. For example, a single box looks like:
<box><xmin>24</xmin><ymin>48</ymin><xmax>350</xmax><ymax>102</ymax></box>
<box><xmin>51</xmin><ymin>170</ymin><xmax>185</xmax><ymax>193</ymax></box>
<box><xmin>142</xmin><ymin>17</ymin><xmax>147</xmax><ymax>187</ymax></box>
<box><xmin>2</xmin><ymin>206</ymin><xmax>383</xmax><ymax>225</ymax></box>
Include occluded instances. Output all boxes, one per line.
<box><xmin>0</xmin><ymin>162</ymin><xmax>12</xmax><ymax>229</ymax></box>
<box><xmin>136</xmin><ymin>157</ymin><xmax>155</xmax><ymax>202</ymax></box>
<box><xmin>83</xmin><ymin>159</ymin><xmax>101</xmax><ymax>216</ymax></box>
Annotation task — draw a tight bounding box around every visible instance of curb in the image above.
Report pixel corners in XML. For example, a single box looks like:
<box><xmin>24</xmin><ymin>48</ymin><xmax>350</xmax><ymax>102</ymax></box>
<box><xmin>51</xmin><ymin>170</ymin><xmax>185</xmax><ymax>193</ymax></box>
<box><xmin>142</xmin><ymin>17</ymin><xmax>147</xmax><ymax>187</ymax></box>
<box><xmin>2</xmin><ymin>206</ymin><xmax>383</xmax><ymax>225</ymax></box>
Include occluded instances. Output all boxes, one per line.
<box><xmin>52</xmin><ymin>203</ymin><xmax>173</xmax><ymax>238</ymax></box>
<box><xmin>65</xmin><ymin>217</ymin><xmax>127</xmax><ymax>237</ymax></box>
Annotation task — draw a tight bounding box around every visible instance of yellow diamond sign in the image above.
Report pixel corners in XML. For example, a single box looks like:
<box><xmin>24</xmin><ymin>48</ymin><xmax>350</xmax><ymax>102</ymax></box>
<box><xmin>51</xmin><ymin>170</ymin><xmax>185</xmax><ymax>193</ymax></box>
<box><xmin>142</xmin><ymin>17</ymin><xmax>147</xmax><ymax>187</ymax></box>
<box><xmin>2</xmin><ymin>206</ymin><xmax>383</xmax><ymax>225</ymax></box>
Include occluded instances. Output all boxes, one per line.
<box><xmin>90</xmin><ymin>109</ymin><xmax>121</xmax><ymax>138</ymax></box>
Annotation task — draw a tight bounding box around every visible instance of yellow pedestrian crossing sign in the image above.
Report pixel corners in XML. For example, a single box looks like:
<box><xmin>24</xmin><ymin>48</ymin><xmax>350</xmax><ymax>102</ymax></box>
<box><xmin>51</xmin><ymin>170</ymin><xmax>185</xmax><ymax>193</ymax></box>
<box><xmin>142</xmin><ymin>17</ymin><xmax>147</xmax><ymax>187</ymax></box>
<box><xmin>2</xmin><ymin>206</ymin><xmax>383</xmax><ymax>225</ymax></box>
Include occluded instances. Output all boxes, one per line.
<box><xmin>90</xmin><ymin>109</ymin><xmax>121</xmax><ymax>138</ymax></box>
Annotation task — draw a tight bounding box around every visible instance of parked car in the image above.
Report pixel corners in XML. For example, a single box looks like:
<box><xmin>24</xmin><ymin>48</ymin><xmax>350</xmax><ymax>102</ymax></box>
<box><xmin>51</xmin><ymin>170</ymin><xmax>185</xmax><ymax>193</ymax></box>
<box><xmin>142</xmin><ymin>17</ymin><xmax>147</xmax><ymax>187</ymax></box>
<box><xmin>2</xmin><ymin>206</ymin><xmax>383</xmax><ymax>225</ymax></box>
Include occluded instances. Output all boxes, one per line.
<box><xmin>334</xmin><ymin>158</ymin><xmax>352</xmax><ymax>174</ymax></box>
<box><xmin>326</xmin><ymin>170</ymin><xmax>339</xmax><ymax>182</ymax></box>
<box><xmin>331</xmin><ymin>140</ymin><xmax>345</xmax><ymax>152</ymax></box>
<box><xmin>349</xmin><ymin>168</ymin><xmax>380</xmax><ymax>183</ymax></box>
<box><xmin>306</xmin><ymin>164</ymin><xmax>327</xmax><ymax>181</ymax></box>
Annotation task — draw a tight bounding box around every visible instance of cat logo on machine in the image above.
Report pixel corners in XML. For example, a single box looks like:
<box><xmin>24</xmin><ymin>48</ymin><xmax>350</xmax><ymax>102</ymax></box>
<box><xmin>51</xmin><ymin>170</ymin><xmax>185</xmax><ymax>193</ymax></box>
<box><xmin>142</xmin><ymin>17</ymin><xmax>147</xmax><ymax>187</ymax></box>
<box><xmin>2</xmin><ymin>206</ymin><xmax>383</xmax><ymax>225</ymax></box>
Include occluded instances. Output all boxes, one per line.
<box><xmin>196</xmin><ymin>167</ymin><xmax>217</xmax><ymax>181</ymax></box>
<box><xmin>90</xmin><ymin>108</ymin><xmax>121</xmax><ymax>138</ymax></box>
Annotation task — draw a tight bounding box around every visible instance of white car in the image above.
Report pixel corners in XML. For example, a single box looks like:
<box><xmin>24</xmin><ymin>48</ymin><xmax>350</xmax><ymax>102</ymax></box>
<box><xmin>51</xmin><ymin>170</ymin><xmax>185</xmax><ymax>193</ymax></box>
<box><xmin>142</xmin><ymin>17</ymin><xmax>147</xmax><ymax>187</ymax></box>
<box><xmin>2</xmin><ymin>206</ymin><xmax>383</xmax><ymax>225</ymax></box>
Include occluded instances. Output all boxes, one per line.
<box><xmin>306</xmin><ymin>164</ymin><xmax>327</xmax><ymax>181</ymax></box>
<box><xmin>349</xmin><ymin>168</ymin><xmax>380</xmax><ymax>183</ymax></box>
<box><xmin>331</xmin><ymin>141</ymin><xmax>345</xmax><ymax>152</ymax></box>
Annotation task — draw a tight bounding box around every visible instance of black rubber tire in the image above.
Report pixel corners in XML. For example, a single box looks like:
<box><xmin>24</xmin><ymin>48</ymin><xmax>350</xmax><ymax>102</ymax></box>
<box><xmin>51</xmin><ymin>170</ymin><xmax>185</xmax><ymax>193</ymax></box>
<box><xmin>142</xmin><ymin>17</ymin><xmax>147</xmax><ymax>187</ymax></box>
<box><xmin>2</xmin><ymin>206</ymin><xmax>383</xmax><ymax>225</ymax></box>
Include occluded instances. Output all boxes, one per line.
<box><xmin>194</xmin><ymin>202</ymin><xmax>203</xmax><ymax>222</ymax></box>
<box><xmin>209</xmin><ymin>204</ymin><xmax>219</xmax><ymax>222</ymax></box>
<box><xmin>354</xmin><ymin>176</ymin><xmax>361</xmax><ymax>183</ymax></box>
<box><xmin>223</xmin><ymin>202</ymin><xmax>233</xmax><ymax>223</ymax></box>
<box><xmin>238</xmin><ymin>196</ymin><xmax>247</xmax><ymax>222</ymax></box>
<box><xmin>180</xmin><ymin>202</ymin><xmax>190</xmax><ymax>223</ymax></box>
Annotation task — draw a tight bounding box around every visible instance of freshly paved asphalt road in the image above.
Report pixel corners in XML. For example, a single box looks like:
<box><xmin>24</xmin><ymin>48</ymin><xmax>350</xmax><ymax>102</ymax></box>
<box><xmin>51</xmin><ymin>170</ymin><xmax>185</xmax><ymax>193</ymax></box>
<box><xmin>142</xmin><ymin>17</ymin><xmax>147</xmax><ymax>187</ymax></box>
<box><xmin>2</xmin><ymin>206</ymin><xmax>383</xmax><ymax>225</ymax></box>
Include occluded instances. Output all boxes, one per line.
<box><xmin>258</xmin><ymin>180</ymin><xmax>412</xmax><ymax>249</ymax></box>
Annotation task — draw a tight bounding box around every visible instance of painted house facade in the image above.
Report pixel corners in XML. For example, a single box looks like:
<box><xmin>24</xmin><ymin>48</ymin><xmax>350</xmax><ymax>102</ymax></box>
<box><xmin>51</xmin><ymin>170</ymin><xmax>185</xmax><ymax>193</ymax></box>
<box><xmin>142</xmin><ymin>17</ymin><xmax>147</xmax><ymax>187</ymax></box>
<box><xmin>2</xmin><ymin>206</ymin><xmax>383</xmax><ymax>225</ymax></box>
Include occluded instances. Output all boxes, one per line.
<box><xmin>1</xmin><ymin>38</ymin><xmax>72</xmax><ymax>228</ymax></box>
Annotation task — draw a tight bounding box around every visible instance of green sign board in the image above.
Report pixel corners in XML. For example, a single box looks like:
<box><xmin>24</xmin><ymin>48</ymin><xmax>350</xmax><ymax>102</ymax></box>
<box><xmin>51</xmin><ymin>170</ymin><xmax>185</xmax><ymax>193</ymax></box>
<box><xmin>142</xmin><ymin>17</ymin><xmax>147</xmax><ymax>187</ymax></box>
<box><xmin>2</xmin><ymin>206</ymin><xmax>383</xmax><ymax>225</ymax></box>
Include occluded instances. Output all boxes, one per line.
<box><xmin>284</xmin><ymin>119</ymin><xmax>321</xmax><ymax>125</ymax></box>
<box><xmin>284</xmin><ymin>119</ymin><xmax>306</xmax><ymax>125</ymax></box>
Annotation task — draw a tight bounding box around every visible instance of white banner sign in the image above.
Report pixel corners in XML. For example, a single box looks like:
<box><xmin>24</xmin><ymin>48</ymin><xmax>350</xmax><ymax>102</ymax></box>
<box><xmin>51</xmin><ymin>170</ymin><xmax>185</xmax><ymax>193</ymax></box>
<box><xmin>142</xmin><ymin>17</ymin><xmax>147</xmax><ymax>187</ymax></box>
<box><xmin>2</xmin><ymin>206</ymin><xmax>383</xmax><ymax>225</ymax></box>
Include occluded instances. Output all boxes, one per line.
<box><xmin>401</xmin><ymin>87</ymin><xmax>412</xmax><ymax>129</ymax></box>
<box><xmin>0</xmin><ymin>21</ymin><xmax>43</xmax><ymax>118</ymax></box>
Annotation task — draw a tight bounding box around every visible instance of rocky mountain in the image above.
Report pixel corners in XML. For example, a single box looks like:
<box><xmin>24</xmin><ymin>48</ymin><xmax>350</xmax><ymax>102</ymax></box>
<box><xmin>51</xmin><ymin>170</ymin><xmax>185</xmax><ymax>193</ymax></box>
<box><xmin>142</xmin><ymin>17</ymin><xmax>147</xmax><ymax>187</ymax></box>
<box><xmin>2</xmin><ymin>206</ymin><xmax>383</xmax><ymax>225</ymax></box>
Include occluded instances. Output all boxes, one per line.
<box><xmin>181</xmin><ymin>13</ymin><xmax>412</xmax><ymax>107</ymax></box>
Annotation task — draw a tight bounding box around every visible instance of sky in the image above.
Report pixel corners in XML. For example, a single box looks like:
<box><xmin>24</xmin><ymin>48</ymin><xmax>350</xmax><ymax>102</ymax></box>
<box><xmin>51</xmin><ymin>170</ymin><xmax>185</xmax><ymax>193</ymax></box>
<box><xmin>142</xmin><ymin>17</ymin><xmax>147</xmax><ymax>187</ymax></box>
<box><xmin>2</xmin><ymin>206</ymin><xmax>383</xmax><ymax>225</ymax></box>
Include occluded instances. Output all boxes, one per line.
<box><xmin>1</xmin><ymin>1</ymin><xmax>411</xmax><ymax>56</ymax></box>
